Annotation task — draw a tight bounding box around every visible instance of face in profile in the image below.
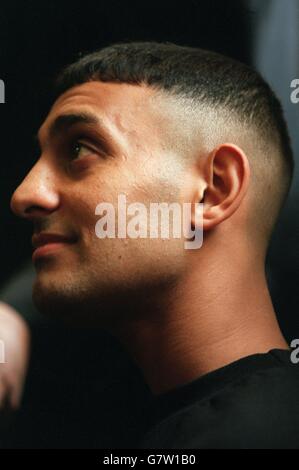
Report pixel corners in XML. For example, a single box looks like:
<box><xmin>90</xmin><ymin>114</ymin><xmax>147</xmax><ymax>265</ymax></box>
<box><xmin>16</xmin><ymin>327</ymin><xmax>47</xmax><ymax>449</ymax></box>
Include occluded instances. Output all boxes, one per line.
<box><xmin>11</xmin><ymin>81</ymin><xmax>191</xmax><ymax>323</ymax></box>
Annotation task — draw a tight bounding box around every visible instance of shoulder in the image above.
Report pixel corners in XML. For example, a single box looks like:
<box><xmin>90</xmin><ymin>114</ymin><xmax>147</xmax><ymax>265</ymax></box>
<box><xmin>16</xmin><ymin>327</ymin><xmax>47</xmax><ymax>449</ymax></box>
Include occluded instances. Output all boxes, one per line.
<box><xmin>141</xmin><ymin>363</ymin><xmax>299</xmax><ymax>449</ymax></box>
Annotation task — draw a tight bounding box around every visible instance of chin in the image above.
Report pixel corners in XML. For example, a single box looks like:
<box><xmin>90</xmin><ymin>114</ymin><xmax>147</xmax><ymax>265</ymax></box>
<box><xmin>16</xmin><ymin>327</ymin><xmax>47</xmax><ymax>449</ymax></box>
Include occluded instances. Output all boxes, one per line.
<box><xmin>33</xmin><ymin>275</ymin><xmax>78</xmax><ymax>316</ymax></box>
<box><xmin>32</xmin><ymin>277</ymin><xmax>112</xmax><ymax>328</ymax></box>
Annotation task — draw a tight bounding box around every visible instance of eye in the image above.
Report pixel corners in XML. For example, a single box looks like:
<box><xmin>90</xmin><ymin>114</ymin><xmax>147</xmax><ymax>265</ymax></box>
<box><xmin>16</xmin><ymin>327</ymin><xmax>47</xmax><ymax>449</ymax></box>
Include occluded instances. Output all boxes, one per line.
<box><xmin>70</xmin><ymin>141</ymin><xmax>95</xmax><ymax>160</ymax></box>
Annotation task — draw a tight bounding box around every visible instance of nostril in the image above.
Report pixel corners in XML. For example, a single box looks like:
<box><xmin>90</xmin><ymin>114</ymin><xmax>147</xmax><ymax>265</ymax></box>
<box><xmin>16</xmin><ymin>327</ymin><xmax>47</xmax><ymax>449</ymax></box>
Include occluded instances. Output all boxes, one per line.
<box><xmin>24</xmin><ymin>205</ymin><xmax>48</xmax><ymax>219</ymax></box>
<box><xmin>25</xmin><ymin>205</ymin><xmax>45</xmax><ymax>214</ymax></box>
<box><xmin>23</xmin><ymin>203</ymin><xmax>59</xmax><ymax>220</ymax></box>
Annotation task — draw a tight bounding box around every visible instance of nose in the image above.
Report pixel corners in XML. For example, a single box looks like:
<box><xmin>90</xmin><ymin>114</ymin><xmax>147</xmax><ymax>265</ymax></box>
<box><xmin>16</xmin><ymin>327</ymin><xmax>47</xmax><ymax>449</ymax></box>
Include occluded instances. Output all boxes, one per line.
<box><xmin>10</xmin><ymin>159</ymin><xmax>60</xmax><ymax>219</ymax></box>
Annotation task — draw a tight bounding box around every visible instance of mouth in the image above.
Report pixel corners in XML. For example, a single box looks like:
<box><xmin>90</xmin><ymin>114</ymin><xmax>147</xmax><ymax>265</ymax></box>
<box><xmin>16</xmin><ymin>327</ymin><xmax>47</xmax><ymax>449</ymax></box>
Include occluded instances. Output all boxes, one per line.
<box><xmin>32</xmin><ymin>232</ymin><xmax>78</xmax><ymax>262</ymax></box>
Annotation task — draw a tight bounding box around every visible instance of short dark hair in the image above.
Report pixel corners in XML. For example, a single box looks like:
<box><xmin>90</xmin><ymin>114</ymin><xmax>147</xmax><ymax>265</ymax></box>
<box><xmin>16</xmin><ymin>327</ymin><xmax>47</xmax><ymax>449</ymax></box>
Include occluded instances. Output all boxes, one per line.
<box><xmin>54</xmin><ymin>41</ymin><xmax>294</xmax><ymax>243</ymax></box>
<box><xmin>55</xmin><ymin>42</ymin><xmax>292</xmax><ymax>163</ymax></box>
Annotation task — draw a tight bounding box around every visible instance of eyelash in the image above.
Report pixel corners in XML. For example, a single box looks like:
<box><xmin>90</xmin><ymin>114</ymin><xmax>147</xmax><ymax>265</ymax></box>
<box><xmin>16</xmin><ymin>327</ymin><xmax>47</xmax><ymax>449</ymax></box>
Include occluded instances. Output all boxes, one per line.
<box><xmin>68</xmin><ymin>138</ymin><xmax>98</xmax><ymax>160</ymax></box>
<box><xmin>33</xmin><ymin>133</ymin><xmax>106</xmax><ymax>166</ymax></box>
<box><xmin>70</xmin><ymin>141</ymin><xmax>86</xmax><ymax>158</ymax></box>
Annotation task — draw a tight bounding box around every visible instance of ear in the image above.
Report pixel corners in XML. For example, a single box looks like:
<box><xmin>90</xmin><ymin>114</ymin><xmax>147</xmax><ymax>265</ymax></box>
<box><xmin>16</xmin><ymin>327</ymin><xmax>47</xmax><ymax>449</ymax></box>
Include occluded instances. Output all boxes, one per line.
<box><xmin>192</xmin><ymin>143</ymin><xmax>250</xmax><ymax>231</ymax></box>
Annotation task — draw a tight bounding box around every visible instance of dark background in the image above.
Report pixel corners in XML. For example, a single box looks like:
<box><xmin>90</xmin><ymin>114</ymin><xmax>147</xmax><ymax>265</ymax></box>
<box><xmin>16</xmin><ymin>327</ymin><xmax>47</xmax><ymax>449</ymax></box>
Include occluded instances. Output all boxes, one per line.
<box><xmin>0</xmin><ymin>0</ymin><xmax>298</xmax><ymax>448</ymax></box>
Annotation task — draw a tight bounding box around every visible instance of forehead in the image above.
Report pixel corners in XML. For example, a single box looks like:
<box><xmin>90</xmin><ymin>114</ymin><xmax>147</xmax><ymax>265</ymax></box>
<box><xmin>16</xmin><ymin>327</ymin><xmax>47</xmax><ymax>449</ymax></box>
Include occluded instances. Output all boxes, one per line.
<box><xmin>38</xmin><ymin>81</ymin><xmax>160</xmax><ymax>143</ymax></box>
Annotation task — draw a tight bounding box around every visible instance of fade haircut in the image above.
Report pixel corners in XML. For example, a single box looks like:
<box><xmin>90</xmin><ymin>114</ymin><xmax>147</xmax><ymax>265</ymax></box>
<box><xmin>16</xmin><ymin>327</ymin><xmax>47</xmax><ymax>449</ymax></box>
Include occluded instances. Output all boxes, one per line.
<box><xmin>53</xmin><ymin>41</ymin><xmax>294</xmax><ymax>246</ymax></box>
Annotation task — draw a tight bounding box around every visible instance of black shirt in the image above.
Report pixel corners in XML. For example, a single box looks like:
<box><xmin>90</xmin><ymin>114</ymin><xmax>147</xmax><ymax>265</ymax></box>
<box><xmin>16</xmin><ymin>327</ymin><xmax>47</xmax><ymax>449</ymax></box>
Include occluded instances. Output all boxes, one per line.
<box><xmin>140</xmin><ymin>349</ymin><xmax>299</xmax><ymax>449</ymax></box>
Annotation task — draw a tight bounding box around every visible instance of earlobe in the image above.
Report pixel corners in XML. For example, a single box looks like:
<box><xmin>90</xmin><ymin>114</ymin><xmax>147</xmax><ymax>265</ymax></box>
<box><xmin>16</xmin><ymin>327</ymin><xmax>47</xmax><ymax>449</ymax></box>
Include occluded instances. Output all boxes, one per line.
<box><xmin>198</xmin><ymin>143</ymin><xmax>250</xmax><ymax>231</ymax></box>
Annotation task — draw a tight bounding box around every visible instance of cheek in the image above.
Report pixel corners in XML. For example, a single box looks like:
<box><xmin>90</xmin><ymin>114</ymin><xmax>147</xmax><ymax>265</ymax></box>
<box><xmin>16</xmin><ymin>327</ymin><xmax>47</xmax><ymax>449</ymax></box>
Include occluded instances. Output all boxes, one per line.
<box><xmin>65</xmin><ymin>174</ymin><xmax>128</xmax><ymax>248</ymax></box>
<box><xmin>63</xmin><ymin>159</ymin><xmax>181</xmax><ymax>255</ymax></box>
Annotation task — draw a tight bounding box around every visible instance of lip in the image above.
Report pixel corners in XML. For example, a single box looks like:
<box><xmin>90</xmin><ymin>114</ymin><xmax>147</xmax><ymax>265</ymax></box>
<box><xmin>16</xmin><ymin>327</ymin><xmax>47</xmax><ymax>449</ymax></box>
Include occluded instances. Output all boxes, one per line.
<box><xmin>32</xmin><ymin>232</ymin><xmax>77</xmax><ymax>261</ymax></box>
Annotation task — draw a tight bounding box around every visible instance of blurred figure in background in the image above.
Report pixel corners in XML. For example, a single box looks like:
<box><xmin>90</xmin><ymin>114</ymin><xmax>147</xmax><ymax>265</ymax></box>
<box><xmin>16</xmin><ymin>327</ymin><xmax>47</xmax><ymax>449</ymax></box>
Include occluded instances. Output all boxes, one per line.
<box><xmin>0</xmin><ymin>302</ymin><xmax>30</xmax><ymax>411</ymax></box>
<box><xmin>0</xmin><ymin>301</ymin><xmax>30</xmax><ymax>446</ymax></box>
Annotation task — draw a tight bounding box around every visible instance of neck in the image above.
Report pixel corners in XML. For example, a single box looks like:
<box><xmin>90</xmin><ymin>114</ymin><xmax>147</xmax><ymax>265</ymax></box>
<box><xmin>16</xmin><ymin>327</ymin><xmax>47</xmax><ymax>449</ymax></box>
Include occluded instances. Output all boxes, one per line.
<box><xmin>106</xmin><ymin>240</ymin><xmax>289</xmax><ymax>396</ymax></box>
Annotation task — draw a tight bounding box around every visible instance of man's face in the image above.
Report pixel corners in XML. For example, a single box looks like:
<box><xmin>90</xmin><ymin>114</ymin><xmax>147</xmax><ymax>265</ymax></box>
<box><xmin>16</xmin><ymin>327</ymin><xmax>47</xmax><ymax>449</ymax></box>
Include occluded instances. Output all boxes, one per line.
<box><xmin>11</xmin><ymin>82</ymin><xmax>189</xmax><ymax>322</ymax></box>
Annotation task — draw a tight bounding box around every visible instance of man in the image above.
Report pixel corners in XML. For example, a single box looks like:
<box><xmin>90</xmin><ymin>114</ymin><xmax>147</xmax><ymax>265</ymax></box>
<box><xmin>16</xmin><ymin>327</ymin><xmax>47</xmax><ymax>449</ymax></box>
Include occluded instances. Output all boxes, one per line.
<box><xmin>10</xmin><ymin>42</ymin><xmax>299</xmax><ymax>448</ymax></box>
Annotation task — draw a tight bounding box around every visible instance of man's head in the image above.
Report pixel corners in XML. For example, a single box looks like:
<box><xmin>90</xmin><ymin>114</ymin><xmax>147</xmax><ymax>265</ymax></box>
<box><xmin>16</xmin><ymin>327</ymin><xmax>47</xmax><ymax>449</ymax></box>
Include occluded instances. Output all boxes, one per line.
<box><xmin>11</xmin><ymin>42</ymin><xmax>294</xmax><ymax>324</ymax></box>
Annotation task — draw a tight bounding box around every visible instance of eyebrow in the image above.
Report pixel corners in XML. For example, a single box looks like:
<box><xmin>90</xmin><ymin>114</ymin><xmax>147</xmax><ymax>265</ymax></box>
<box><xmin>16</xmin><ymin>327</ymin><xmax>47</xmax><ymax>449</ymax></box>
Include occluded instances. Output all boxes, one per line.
<box><xmin>35</xmin><ymin>111</ymin><xmax>114</xmax><ymax>153</ymax></box>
